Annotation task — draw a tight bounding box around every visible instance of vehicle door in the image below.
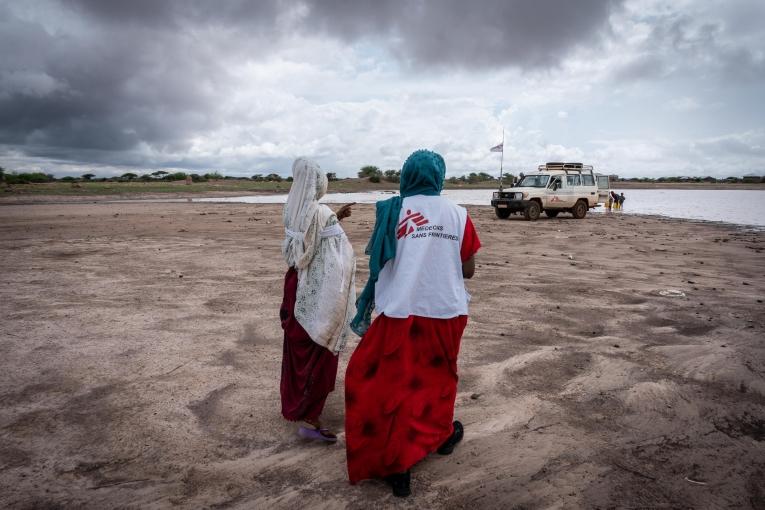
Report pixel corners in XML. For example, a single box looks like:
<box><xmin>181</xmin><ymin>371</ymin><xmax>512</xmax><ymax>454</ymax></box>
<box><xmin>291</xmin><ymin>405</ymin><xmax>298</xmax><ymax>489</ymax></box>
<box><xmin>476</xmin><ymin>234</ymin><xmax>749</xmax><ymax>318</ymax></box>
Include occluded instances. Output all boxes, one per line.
<box><xmin>543</xmin><ymin>175</ymin><xmax>564</xmax><ymax>208</ymax></box>
<box><xmin>596</xmin><ymin>175</ymin><xmax>610</xmax><ymax>204</ymax></box>
<box><xmin>581</xmin><ymin>173</ymin><xmax>598</xmax><ymax>206</ymax></box>
<box><xmin>561</xmin><ymin>174</ymin><xmax>581</xmax><ymax>207</ymax></box>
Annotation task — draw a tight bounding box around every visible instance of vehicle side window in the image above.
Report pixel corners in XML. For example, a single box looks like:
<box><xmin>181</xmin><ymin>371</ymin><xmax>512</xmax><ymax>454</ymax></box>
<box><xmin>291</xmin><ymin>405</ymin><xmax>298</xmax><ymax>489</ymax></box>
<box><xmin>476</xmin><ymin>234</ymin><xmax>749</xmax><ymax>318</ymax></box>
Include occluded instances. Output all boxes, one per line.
<box><xmin>582</xmin><ymin>175</ymin><xmax>594</xmax><ymax>186</ymax></box>
<box><xmin>549</xmin><ymin>176</ymin><xmax>562</xmax><ymax>190</ymax></box>
<box><xmin>597</xmin><ymin>175</ymin><xmax>609</xmax><ymax>189</ymax></box>
<box><xmin>567</xmin><ymin>175</ymin><xmax>581</xmax><ymax>186</ymax></box>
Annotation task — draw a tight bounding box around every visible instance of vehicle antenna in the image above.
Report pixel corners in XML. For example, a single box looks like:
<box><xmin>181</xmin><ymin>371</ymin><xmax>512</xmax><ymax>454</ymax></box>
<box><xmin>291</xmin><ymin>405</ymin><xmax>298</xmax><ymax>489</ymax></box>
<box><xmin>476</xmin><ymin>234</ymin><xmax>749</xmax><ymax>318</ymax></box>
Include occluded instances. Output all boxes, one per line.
<box><xmin>499</xmin><ymin>128</ymin><xmax>505</xmax><ymax>192</ymax></box>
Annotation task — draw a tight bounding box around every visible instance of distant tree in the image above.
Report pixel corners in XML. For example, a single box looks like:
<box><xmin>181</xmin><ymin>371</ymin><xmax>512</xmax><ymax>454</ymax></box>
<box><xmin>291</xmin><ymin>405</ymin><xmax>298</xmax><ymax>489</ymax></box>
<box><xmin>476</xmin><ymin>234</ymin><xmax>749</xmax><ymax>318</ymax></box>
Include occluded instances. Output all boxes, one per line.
<box><xmin>251</xmin><ymin>174</ymin><xmax>264</xmax><ymax>181</ymax></box>
<box><xmin>0</xmin><ymin>166</ymin><xmax>5</xmax><ymax>182</ymax></box>
<box><xmin>81</xmin><ymin>173</ymin><xmax>95</xmax><ymax>180</ymax></box>
<box><xmin>383</xmin><ymin>169</ymin><xmax>400</xmax><ymax>183</ymax></box>
<box><xmin>190</xmin><ymin>174</ymin><xmax>205</xmax><ymax>182</ymax></box>
<box><xmin>358</xmin><ymin>165</ymin><xmax>381</xmax><ymax>179</ymax></box>
<box><xmin>61</xmin><ymin>176</ymin><xmax>77</xmax><ymax>182</ymax></box>
<box><xmin>151</xmin><ymin>170</ymin><xmax>169</xmax><ymax>179</ymax></box>
<box><xmin>369</xmin><ymin>174</ymin><xmax>381</xmax><ymax>183</ymax></box>
<box><xmin>265</xmin><ymin>173</ymin><xmax>283</xmax><ymax>182</ymax></box>
<box><xmin>477</xmin><ymin>172</ymin><xmax>494</xmax><ymax>181</ymax></box>
<box><xmin>501</xmin><ymin>173</ymin><xmax>514</xmax><ymax>185</ymax></box>
<box><xmin>139</xmin><ymin>173</ymin><xmax>153</xmax><ymax>182</ymax></box>
<box><xmin>121</xmin><ymin>172</ymin><xmax>138</xmax><ymax>181</ymax></box>
<box><xmin>286</xmin><ymin>176</ymin><xmax>293</xmax><ymax>182</ymax></box>
<box><xmin>203</xmin><ymin>172</ymin><xmax>223</xmax><ymax>180</ymax></box>
<box><xmin>447</xmin><ymin>176</ymin><xmax>459</xmax><ymax>185</ymax></box>
<box><xmin>166</xmin><ymin>172</ymin><xmax>187</xmax><ymax>181</ymax></box>
<box><xmin>326</xmin><ymin>172</ymin><xmax>338</xmax><ymax>181</ymax></box>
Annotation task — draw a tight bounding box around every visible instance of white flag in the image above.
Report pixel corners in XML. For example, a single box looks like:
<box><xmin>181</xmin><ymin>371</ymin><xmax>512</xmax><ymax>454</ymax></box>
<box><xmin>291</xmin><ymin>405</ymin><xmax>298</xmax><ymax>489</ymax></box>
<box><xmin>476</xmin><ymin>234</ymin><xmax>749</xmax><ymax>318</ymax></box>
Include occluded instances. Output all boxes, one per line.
<box><xmin>490</xmin><ymin>142</ymin><xmax>503</xmax><ymax>153</ymax></box>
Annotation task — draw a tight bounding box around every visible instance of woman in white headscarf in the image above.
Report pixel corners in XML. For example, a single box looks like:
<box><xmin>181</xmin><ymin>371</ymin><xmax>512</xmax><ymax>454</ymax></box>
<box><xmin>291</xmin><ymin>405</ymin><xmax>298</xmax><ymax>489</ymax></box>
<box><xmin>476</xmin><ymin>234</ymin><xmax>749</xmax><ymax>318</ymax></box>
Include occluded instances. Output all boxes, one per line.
<box><xmin>280</xmin><ymin>157</ymin><xmax>356</xmax><ymax>442</ymax></box>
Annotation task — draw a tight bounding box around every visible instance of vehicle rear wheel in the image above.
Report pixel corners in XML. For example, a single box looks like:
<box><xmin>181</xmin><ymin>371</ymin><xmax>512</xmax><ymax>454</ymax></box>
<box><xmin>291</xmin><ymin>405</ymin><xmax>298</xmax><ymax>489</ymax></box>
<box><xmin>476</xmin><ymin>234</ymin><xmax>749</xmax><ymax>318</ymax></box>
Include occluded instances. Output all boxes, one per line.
<box><xmin>524</xmin><ymin>201</ymin><xmax>541</xmax><ymax>221</ymax></box>
<box><xmin>494</xmin><ymin>207</ymin><xmax>511</xmax><ymax>219</ymax></box>
<box><xmin>545</xmin><ymin>210</ymin><xmax>560</xmax><ymax>218</ymax></box>
<box><xmin>572</xmin><ymin>200</ymin><xmax>588</xmax><ymax>219</ymax></box>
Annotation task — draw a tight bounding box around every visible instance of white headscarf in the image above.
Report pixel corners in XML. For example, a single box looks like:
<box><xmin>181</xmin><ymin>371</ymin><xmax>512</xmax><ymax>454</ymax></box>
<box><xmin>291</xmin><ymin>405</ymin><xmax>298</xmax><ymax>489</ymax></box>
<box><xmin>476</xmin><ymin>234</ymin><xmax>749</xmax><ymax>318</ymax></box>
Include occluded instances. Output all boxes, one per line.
<box><xmin>282</xmin><ymin>158</ymin><xmax>330</xmax><ymax>269</ymax></box>
<box><xmin>281</xmin><ymin>157</ymin><xmax>356</xmax><ymax>354</ymax></box>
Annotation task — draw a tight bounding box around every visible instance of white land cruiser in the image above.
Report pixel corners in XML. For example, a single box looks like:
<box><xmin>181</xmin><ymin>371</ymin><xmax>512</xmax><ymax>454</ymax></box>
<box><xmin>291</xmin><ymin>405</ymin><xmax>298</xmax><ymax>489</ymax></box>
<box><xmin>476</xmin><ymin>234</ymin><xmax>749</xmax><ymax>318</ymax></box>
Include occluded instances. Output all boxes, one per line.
<box><xmin>490</xmin><ymin>162</ymin><xmax>610</xmax><ymax>220</ymax></box>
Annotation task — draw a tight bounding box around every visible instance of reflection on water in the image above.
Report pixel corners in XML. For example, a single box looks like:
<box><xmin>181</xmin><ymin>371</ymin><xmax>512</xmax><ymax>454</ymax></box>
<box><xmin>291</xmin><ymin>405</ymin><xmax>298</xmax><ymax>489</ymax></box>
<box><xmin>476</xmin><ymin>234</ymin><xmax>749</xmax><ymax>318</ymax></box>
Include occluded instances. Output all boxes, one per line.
<box><xmin>193</xmin><ymin>189</ymin><xmax>765</xmax><ymax>227</ymax></box>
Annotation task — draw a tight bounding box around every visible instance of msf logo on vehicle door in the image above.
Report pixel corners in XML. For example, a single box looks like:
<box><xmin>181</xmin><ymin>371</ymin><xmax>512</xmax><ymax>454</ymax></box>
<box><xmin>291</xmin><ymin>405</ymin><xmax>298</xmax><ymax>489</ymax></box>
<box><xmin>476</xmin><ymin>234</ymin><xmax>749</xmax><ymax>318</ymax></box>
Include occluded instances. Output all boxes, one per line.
<box><xmin>397</xmin><ymin>209</ymin><xmax>429</xmax><ymax>239</ymax></box>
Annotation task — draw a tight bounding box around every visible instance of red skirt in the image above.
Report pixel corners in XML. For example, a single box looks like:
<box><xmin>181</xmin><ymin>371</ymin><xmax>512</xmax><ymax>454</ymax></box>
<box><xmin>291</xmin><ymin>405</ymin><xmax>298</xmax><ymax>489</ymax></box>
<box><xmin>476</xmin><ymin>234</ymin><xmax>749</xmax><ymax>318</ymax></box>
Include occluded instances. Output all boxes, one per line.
<box><xmin>280</xmin><ymin>268</ymin><xmax>339</xmax><ymax>422</ymax></box>
<box><xmin>345</xmin><ymin>313</ymin><xmax>467</xmax><ymax>483</ymax></box>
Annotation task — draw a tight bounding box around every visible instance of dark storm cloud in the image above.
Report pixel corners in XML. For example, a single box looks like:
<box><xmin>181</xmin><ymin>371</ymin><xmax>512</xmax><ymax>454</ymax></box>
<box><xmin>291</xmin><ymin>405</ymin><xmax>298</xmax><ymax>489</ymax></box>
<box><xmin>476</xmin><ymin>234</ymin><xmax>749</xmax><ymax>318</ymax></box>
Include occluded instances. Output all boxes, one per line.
<box><xmin>307</xmin><ymin>0</ymin><xmax>621</xmax><ymax>69</ymax></box>
<box><xmin>1</xmin><ymin>0</ymin><xmax>623</xmax><ymax>168</ymax></box>
<box><xmin>612</xmin><ymin>7</ymin><xmax>765</xmax><ymax>84</ymax></box>
<box><xmin>65</xmin><ymin>0</ymin><xmax>622</xmax><ymax>69</ymax></box>
<box><xmin>65</xmin><ymin>0</ymin><xmax>284</xmax><ymax>29</ymax></box>
<box><xmin>0</xmin><ymin>2</ymin><xmax>231</xmax><ymax>161</ymax></box>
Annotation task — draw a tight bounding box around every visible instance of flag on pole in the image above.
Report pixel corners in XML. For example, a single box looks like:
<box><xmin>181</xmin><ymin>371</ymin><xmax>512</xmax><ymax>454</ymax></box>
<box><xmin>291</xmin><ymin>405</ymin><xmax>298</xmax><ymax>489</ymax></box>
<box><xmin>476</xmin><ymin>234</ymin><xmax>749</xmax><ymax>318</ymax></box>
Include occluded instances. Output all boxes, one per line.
<box><xmin>490</xmin><ymin>142</ymin><xmax>503</xmax><ymax>152</ymax></box>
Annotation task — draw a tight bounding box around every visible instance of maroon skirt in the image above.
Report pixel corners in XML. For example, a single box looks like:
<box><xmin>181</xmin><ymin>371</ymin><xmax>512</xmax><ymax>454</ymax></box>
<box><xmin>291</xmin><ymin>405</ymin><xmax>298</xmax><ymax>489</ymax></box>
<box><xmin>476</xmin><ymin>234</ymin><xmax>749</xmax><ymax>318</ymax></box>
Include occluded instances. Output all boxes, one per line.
<box><xmin>280</xmin><ymin>267</ymin><xmax>339</xmax><ymax>422</ymax></box>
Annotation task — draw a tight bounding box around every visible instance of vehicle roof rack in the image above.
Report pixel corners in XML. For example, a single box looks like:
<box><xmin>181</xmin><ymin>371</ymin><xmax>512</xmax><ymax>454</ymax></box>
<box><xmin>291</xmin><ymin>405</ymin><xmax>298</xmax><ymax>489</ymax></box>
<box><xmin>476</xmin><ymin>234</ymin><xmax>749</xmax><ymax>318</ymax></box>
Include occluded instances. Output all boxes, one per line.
<box><xmin>537</xmin><ymin>162</ymin><xmax>593</xmax><ymax>173</ymax></box>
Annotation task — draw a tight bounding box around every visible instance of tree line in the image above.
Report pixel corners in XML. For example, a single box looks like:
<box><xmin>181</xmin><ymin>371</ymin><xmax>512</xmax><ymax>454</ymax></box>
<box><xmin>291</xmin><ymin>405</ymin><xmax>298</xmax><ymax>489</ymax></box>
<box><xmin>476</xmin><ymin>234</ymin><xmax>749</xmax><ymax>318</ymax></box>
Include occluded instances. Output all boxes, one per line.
<box><xmin>2</xmin><ymin>165</ymin><xmax>762</xmax><ymax>186</ymax></box>
<box><xmin>0</xmin><ymin>167</ymin><xmax>299</xmax><ymax>185</ymax></box>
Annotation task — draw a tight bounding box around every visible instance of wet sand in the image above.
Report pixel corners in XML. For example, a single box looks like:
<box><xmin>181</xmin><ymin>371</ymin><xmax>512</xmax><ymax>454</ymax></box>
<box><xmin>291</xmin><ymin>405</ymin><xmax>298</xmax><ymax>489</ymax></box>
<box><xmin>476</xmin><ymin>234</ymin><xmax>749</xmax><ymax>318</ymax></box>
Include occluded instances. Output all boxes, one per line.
<box><xmin>0</xmin><ymin>202</ymin><xmax>763</xmax><ymax>509</ymax></box>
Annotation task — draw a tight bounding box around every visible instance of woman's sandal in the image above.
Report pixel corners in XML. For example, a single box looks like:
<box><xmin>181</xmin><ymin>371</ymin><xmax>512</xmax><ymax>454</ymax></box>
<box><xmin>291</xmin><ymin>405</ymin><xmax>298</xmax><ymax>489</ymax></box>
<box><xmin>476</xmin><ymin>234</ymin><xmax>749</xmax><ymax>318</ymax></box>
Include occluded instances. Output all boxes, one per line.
<box><xmin>298</xmin><ymin>425</ymin><xmax>338</xmax><ymax>443</ymax></box>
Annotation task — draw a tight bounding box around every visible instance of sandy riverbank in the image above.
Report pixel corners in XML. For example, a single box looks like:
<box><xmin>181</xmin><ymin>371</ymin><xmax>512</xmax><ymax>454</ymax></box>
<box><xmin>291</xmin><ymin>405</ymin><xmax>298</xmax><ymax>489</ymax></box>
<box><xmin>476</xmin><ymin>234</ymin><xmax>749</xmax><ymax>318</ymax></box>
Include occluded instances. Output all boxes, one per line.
<box><xmin>1</xmin><ymin>202</ymin><xmax>763</xmax><ymax>508</ymax></box>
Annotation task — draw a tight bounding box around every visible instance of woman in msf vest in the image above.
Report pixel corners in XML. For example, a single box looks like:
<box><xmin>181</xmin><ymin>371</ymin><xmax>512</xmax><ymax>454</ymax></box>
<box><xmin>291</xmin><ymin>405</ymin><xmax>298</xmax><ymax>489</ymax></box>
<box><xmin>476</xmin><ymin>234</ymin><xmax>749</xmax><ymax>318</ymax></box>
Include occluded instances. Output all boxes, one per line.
<box><xmin>280</xmin><ymin>158</ymin><xmax>356</xmax><ymax>442</ymax></box>
<box><xmin>346</xmin><ymin>150</ymin><xmax>481</xmax><ymax>497</ymax></box>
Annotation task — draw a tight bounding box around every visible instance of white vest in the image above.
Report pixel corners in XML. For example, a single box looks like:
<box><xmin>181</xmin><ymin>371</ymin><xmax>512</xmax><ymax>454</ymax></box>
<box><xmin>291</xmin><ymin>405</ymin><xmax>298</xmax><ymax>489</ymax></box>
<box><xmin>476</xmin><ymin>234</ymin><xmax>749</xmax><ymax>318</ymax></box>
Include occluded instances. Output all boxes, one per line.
<box><xmin>375</xmin><ymin>195</ymin><xmax>469</xmax><ymax>319</ymax></box>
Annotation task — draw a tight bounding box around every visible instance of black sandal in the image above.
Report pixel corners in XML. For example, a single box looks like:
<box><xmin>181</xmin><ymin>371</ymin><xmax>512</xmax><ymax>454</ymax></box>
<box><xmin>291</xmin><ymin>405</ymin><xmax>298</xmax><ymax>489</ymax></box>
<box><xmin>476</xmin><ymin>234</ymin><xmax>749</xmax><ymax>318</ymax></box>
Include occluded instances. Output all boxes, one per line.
<box><xmin>384</xmin><ymin>470</ymin><xmax>411</xmax><ymax>498</ymax></box>
<box><xmin>437</xmin><ymin>420</ymin><xmax>464</xmax><ymax>455</ymax></box>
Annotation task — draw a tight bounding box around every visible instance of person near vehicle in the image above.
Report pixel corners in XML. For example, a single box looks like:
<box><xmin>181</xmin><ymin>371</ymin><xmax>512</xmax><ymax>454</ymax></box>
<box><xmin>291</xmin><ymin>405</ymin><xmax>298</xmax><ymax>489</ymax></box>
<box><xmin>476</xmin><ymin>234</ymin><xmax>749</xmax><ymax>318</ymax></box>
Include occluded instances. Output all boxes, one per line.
<box><xmin>345</xmin><ymin>149</ymin><xmax>481</xmax><ymax>497</ymax></box>
<box><xmin>609</xmin><ymin>190</ymin><xmax>619</xmax><ymax>210</ymax></box>
<box><xmin>280</xmin><ymin>157</ymin><xmax>356</xmax><ymax>442</ymax></box>
<box><xmin>619</xmin><ymin>192</ymin><xmax>626</xmax><ymax>207</ymax></box>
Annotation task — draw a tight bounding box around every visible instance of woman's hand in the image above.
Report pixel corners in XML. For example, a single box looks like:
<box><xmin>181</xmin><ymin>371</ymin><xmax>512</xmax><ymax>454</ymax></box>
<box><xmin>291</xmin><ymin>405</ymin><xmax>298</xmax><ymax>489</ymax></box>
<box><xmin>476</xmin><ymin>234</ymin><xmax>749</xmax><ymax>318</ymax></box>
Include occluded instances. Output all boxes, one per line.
<box><xmin>336</xmin><ymin>202</ymin><xmax>355</xmax><ymax>221</ymax></box>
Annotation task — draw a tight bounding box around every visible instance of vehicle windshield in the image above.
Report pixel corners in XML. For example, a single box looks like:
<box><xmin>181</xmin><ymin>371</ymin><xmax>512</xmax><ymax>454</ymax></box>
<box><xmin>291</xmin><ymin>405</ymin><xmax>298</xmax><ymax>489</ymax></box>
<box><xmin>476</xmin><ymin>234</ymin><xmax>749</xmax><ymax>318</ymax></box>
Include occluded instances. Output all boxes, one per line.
<box><xmin>517</xmin><ymin>175</ymin><xmax>550</xmax><ymax>187</ymax></box>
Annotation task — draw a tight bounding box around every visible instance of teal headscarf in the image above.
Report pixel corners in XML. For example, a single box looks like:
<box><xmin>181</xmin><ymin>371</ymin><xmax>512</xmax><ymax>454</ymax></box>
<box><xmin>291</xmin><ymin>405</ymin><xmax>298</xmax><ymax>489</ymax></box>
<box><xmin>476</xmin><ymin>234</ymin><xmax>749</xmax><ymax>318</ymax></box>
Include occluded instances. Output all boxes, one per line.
<box><xmin>350</xmin><ymin>149</ymin><xmax>446</xmax><ymax>335</ymax></box>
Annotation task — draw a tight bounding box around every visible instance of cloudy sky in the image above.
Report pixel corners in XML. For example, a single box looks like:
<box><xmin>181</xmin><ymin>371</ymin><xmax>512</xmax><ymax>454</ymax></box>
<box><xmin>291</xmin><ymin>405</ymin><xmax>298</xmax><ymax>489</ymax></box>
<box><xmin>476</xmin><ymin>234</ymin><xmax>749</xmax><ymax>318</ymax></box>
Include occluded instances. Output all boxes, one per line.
<box><xmin>1</xmin><ymin>0</ymin><xmax>763</xmax><ymax>178</ymax></box>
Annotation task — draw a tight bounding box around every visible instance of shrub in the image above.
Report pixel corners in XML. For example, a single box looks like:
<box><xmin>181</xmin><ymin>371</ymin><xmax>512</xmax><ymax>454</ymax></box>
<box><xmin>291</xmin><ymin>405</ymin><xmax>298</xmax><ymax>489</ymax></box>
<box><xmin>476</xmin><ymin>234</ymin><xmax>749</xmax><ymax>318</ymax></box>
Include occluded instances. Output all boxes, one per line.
<box><xmin>358</xmin><ymin>165</ymin><xmax>381</xmax><ymax>179</ymax></box>
<box><xmin>369</xmin><ymin>174</ymin><xmax>381</xmax><ymax>183</ymax></box>
<box><xmin>5</xmin><ymin>172</ymin><xmax>52</xmax><ymax>184</ymax></box>
<box><xmin>383</xmin><ymin>169</ymin><xmax>400</xmax><ymax>183</ymax></box>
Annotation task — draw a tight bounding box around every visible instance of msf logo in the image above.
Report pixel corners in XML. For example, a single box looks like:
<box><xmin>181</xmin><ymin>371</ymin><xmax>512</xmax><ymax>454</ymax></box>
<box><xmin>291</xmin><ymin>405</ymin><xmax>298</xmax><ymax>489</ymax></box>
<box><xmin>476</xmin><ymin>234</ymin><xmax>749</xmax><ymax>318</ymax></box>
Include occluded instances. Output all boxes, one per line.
<box><xmin>397</xmin><ymin>209</ymin><xmax>429</xmax><ymax>239</ymax></box>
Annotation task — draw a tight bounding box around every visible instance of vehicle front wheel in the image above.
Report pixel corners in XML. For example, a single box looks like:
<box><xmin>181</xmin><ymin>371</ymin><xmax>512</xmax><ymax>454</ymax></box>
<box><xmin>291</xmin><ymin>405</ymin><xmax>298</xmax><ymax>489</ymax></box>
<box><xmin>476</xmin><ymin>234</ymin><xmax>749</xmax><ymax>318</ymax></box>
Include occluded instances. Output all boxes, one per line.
<box><xmin>494</xmin><ymin>207</ymin><xmax>511</xmax><ymax>219</ymax></box>
<box><xmin>545</xmin><ymin>210</ymin><xmax>560</xmax><ymax>218</ymax></box>
<box><xmin>572</xmin><ymin>200</ymin><xmax>588</xmax><ymax>219</ymax></box>
<box><xmin>524</xmin><ymin>201</ymin><xmax>541</xmax><ymax>221</ymax></box>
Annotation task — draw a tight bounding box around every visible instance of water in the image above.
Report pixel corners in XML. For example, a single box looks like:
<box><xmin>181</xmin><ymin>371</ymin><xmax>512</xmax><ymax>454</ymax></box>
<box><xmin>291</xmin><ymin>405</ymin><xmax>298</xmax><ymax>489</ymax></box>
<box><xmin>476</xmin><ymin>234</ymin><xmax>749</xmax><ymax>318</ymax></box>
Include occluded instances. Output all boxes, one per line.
<box><xmin>193</xmin><ymin>189</ymin><xmax>765</xmax><ymax>228</ymax></box>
